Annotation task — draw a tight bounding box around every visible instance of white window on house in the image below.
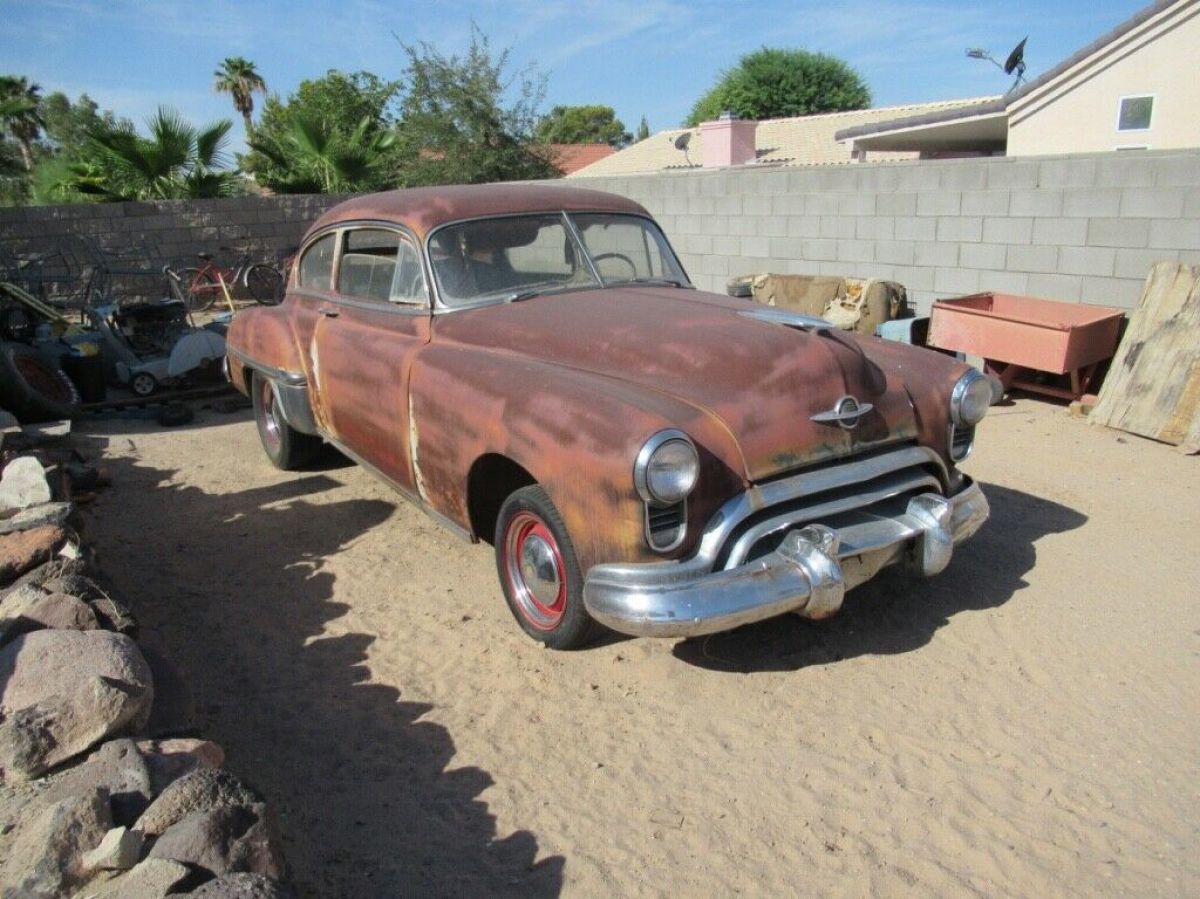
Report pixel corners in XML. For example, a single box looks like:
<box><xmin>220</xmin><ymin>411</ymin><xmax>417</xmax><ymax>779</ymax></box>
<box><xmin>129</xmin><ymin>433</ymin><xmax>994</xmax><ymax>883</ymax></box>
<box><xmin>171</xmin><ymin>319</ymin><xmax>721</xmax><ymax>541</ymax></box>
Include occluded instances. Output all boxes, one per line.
<box><xmin>1117</xmin><ymin>95</ymin><xmax>1154</xmax><ymax>132</ymax></box>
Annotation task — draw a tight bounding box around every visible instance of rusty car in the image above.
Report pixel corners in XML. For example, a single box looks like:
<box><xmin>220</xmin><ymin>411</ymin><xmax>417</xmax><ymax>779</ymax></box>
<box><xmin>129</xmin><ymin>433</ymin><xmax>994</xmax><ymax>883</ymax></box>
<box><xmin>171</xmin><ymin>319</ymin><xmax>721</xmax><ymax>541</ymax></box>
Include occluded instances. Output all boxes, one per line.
<box><xmin>226</xmin><ymin>184</ymin><xmax>991</xmax><ymax>649</ymax></box>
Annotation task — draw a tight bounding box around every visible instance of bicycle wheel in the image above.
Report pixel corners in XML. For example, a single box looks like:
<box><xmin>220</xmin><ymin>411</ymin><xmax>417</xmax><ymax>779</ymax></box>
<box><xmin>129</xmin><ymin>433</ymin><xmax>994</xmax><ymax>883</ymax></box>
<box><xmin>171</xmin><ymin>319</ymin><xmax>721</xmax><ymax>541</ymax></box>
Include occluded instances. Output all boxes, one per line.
<box><xmin>183</xmin><ymin>267</ymin><xmax>220</xmax><ymax>312</ymax></box>
<box><xmin>244</xmin><ymin>264</ymin><xmax>284</xmax><ymax>306</ymax></box>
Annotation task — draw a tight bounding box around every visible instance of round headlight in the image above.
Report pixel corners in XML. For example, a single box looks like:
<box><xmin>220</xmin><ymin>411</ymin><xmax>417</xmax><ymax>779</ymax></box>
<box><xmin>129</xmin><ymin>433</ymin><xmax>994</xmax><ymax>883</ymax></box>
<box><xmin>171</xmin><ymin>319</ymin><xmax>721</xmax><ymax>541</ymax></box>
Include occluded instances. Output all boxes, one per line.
<box><xmin>951</xmin><ymin>370</ymin><xmax>993</xmax><ymax>427</ymax></box>
<box><xmin>634</xmin><ymin>430</ymin><xmax>699</xmax><ymax>505</ymax></box>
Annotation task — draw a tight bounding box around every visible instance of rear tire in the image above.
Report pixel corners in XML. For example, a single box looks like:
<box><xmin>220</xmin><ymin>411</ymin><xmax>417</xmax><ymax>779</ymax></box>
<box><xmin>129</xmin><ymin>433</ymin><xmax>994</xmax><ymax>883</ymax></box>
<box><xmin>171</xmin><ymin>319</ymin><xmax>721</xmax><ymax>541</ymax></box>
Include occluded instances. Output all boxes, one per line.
<box><xmin>251</xmin><ymin>372</ymin><xmax>320</xmax><ymax>469</ymax></box>
<box><xmin>244</xmin><ymin>264</ymin><xmax>283</xmax><ymax>306</ymax></box>
<box><xmin>495</xmin><ymin>485</ymin><xmax>600</xmax><ymax>650</ymax></box>
<box><xmin>0</xmin><ymin>342</ymin><xmax>81</xmax><ymax>421</ymax></box>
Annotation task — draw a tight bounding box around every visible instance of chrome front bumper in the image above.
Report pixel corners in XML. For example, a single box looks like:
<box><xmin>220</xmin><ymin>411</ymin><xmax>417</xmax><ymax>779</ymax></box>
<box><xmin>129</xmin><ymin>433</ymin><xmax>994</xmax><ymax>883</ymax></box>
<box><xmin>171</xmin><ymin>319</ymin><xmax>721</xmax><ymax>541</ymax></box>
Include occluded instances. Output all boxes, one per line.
<box><xmin>583</xmin><ymin>478</ymin><xmax>989</xmax><ymax>638</ymax></box>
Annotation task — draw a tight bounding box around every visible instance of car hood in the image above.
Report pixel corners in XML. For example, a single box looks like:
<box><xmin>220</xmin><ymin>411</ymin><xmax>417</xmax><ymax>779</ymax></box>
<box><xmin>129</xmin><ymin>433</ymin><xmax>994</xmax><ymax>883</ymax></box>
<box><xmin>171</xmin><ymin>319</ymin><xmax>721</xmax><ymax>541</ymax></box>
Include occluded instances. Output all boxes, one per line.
<box><xmin>433</xmin><ymin>286</ymin><xmax>922</xmax><ymax>482</ymax></box>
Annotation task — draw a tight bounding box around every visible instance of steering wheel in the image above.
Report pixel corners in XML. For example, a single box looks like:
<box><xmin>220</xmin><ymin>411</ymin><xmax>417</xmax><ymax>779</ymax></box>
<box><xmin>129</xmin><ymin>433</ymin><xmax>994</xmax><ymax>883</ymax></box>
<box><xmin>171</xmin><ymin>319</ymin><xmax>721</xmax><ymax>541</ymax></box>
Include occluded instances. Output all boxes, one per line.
<box><xmin>591</xmin><ymin>252</ymin><xmax>638</xmax><ymax>281</ymax></box>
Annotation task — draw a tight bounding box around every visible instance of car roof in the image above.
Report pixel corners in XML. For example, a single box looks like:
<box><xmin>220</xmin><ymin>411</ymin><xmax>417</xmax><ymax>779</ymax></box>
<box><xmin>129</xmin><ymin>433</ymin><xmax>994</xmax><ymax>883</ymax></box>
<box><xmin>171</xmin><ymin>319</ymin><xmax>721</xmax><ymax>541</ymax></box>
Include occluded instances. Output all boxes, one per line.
<box><xmin>306</xmin><ymin>183</ymin><xmax>651</xmax><ymax>241</ymax></box>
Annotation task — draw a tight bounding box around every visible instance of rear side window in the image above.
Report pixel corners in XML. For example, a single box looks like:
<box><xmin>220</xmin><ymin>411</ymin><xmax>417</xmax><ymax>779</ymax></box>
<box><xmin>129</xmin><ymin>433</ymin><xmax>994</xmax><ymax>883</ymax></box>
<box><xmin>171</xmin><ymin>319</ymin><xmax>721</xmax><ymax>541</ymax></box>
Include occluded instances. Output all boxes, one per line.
<box><xmin>338</xmin><ymin>228</ymin><xmax>428</xmax><ymax>305</ymax></box>
<box><xmin>298</xmin><ymin>233</ymin><xmax>336</xmax><ymax>290</ymax></box>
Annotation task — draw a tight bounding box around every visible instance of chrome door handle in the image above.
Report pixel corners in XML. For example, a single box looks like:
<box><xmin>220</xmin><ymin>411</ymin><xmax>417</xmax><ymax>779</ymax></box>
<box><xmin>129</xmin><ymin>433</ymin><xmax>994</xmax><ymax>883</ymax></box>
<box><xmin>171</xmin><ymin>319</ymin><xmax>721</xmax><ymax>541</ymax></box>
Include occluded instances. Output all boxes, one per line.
<box><xmin>318</xmin><ymin>307</ymin><xmax>339</xmax><ymax>318</ymax></box>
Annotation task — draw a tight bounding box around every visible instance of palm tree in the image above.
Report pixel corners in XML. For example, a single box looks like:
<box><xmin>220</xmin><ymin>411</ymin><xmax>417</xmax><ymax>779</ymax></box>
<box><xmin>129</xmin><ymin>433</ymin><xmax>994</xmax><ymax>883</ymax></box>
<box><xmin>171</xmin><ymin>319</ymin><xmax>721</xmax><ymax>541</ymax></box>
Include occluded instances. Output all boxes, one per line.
<box><xmin>214</xmin><ymin>57</ymin><xmax>266</xmax><ymax>135</ymax></box>
<box><xmin>249</xmin><ymin>113</ymin><xmax>395</xmax><ymax>193</ymax></box>
<box><xmin>0</xmin><ymin>76</ymin><xmax>45</xmax><ymax>171</ymax></box>
<box><xmin>76</xmin><ymin>106</ymin><xmax>236</xmax><ymax>201</ymax></box>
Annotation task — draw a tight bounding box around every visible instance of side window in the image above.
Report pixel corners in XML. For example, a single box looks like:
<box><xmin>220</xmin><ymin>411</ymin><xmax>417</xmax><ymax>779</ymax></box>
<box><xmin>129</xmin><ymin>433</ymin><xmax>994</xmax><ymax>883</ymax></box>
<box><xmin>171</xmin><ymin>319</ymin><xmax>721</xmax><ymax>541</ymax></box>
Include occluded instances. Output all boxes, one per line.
<box><xmin>339</xmin><ymin>228</ymin><xmax>398</xmax><ymax>303</ymax></box>
<box><xmin>338</xmin><ymin>228</ymin><xmax>428</xmax><ymax>306</ymax></box>
<box><xmin>298</xmin><ymin>233</ymin><xmax>336</xmax><ymax>290</ymax></box>
<box><xmin>390</xmin><ymin>238</ymin><xmax>428</xmax><ymax>305</ymax></box>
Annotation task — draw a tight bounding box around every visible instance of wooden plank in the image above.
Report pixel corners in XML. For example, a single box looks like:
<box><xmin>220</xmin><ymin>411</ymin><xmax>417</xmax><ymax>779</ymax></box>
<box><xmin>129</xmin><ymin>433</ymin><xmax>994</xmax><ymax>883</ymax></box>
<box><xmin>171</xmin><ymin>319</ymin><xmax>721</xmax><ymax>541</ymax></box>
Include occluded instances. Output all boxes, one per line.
<box><xmin>1091</xmin><ymin>262</ymin><xmax>1200</xmax><ymax>447</ymax></box>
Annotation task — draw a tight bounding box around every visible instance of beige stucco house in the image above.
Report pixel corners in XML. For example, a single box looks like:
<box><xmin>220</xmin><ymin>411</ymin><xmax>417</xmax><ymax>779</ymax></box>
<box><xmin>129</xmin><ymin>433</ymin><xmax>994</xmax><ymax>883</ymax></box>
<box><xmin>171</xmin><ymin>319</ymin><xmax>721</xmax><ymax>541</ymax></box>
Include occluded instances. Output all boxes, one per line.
<box><xmin>837</xmin><ymin>0</ymin><xmax>1199</xmax><ymax>158</ymax></box>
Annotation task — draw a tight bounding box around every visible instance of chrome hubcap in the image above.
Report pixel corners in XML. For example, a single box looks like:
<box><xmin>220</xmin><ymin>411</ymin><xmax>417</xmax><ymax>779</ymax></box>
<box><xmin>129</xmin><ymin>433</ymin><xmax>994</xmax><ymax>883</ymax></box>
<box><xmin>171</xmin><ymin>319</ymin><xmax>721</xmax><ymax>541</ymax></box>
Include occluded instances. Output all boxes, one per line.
<box><xmin>520</xmin><ymin>534</ymin><xmax>561</xmax><ymax>607</ymax></box>
<box><xmin>504</xmin><ymin>512</ymin><xmax>566</xmax><ymax>630</ymax></box>
<box><xmin>260</xmin><ymin>381</ymin><xmax>281</xmax><ymax>448</ymax></box>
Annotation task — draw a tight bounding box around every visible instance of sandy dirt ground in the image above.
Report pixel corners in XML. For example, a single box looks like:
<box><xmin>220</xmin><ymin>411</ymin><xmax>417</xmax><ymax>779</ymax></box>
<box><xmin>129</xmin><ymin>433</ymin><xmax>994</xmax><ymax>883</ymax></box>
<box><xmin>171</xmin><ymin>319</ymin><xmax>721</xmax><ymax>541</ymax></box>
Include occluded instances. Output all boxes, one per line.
<box><xmin>64</xmin><ymin>396</ymin><xmax>1197</xmax><ymax>898</ymax></box>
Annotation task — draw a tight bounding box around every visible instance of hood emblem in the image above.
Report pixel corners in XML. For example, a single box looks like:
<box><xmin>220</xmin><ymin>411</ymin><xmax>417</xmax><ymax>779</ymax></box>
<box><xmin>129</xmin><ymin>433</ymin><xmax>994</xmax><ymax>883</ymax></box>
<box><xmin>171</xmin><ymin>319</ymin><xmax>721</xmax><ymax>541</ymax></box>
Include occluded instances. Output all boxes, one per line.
<box><xmin>811</xmin><ymin>395</ymin><xmax>873</xmax><ymax>430</ymax></box>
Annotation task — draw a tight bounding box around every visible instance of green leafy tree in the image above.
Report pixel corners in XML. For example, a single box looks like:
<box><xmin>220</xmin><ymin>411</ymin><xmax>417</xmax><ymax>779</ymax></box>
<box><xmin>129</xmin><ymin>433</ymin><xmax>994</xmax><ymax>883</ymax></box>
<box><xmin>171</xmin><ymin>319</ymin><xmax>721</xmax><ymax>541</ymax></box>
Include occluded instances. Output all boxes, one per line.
<box><xmin>214</xmin><ymin>57</ymin><xmax>267</xmax><ymax>134</ymax></box>
<box><xmin>687</xmin><ymin>48</ymin><xmax>870</xmax><ymax>126</ymax></box>
<box><xmin>37</xmin><ymin>92</ymin><xmax>130</xmax><ymax>158</ymax></box>
<box><xmin>536</xmin><ymin>104</ymin><xmax>630</xmax><ymax>145</ymax></box>
<box><xmin>395</xmin><ymin>26</ymin><xmax>555</xmax><ymax>186</ymax></box>
<box><xmin>636</xmin><ymin>115</ymin><xmax>650</xmax><ymax>141</ymax></box>
<box><xmin>72</xmin><ymin>107</ymin><xmax>238</xmax><ymax>201</ymax></box>
<box><xmin>243</xmin><ymin>70</ymin><xmax>401</xmax><ymax>193</ymax></box>
<box><xmin>0</xmin><ymin>76</ymin><xmax>45</xmax><ymax>171</ymax></box>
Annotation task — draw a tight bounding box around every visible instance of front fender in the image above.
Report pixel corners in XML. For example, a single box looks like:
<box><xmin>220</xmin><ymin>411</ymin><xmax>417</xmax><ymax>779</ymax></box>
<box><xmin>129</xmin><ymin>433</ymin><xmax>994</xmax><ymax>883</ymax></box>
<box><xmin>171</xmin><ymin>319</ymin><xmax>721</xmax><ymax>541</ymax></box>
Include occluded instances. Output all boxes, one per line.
<box><xmin>409</xmin><ymin>346</ymin><xmax>745</xmax><ymax>571</ymax></box>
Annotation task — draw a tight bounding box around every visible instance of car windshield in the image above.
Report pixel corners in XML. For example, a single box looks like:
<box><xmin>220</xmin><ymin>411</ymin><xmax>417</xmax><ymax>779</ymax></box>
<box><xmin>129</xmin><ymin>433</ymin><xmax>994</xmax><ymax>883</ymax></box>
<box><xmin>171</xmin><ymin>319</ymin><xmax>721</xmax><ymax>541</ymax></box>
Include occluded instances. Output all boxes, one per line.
<box><xmin>429</xmin><ymin>213</ymin><xmax>689</xmax><ymax>308</ymax></box>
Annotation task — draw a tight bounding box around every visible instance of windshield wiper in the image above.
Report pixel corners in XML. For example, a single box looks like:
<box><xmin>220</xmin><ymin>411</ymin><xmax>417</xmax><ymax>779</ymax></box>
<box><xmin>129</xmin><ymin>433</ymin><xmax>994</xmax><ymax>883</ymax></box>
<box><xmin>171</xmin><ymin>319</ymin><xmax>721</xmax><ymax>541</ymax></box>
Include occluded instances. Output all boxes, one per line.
<box><xmin>608</xmin><ymin>277</ymin><xmax>689</xmax><ymax>288</ymax></box>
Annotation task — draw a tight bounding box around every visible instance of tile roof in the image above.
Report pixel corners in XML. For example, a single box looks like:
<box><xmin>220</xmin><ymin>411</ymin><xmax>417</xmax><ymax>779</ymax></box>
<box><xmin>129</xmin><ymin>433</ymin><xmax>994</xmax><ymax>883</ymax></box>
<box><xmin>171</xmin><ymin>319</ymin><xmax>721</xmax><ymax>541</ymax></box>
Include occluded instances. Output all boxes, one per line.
<box><xmin>540</xmin><ymin>143</ymin><xmax>618</xmax><ymax>176</ymax></box>
<box><xmin>568</xmin><ymin>98</ymin><xmax>1000</xmax><ymax>177</ymax></box>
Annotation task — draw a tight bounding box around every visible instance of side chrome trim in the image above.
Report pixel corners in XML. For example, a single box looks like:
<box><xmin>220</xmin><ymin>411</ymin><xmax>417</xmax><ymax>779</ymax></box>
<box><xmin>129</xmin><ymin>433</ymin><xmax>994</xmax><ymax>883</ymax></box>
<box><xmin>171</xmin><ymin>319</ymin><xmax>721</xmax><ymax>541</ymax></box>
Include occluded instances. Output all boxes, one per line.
<box><xmin>323</xmin><ymin>435</ymin><xmax>475</xmax><ymax>544</ymax></box>
<box><xmin>227</xmin><ymin>346</ymin><xmax>307</xmax><ymax>386</ymax></box>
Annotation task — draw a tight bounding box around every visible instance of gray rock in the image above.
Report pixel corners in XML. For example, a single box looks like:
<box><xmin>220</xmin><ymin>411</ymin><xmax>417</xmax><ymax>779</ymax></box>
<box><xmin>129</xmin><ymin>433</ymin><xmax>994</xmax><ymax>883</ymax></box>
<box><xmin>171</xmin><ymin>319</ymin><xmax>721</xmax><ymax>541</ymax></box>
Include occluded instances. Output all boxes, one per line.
<box><xmin>0</xmin><ymin>631</ymin><xmax>154</xmax><ymax>781</ymax></box>
<box><xmin>0</xmin><ymin>588</ymin><xmax>98</xmax><ymax>645</ymax></box>
<box><xmin>81</xmin><ymin>825</ymin><xmax>144</xmax><ymax>872</ymax></box>
<box><xmin>40</xmin><ymin>738</ymin><xmax>155</xmax><ymax>826</ymax></box>
<box><xmin>148</xmin><ymin>802</ymin><xmax>284</xmax><ymax>880</ymax></box>
<box><xmin>0</xmin><ymin>409</ymin><xmax>18</xmax><ymax>432</ymax></box>
<box><xmin>0</xmin><ymin>789</ymin><xmax>111</xmax><ymax>898</ymax></box>
<box><xmin>137</xmin><ymin>738</ymin><xmax>225</xmax><ymax>795</ymax></box>
<box><xmin>0</xmin><ymin>456</ymin><xmax>52</xmax><ymax>513</ymax></box>
<box><xmin>0</xmin><ymin>501</ymin><xmax>73</xmax><ymax>536</ymax></box>
<box><xmin>87</xmin><ymin>857</ymin><xmax>192</xmax><ymax>898</ymax></box>
<box><xmin>135</xmin><ymin>767</ymin><xmax>261</xmax><ymax>837</ymax></box>
<box><xmin>189</xmin><ymin>872</ymin><xmax>298</xmax><ymax>899</ymax></box>
<box><xmin>0</xmin><ymin>557</ymin><xmax>85</xmax><ymax>596</ymax></box>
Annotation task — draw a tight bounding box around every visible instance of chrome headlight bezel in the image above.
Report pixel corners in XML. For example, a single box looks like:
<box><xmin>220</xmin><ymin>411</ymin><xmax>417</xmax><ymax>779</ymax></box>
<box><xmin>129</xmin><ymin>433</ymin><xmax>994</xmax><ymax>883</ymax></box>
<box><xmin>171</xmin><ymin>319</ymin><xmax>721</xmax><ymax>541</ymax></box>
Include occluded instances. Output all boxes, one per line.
<box><xmin>634</xmin><ymin>429</ymin><xmax>700</xmax><ymax>506</ymax></box>
<box><xmin>950</xmin><ymin>369</ymin><xmax>992</xmax><ymax>428</ymax></box>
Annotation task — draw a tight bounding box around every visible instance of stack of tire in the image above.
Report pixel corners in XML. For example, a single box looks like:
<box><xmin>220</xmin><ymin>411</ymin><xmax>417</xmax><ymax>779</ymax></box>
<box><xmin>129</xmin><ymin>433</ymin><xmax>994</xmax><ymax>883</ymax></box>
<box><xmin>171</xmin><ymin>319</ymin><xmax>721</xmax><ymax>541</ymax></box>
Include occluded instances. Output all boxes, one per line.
<box><xmin>0</xmin><ymin>342</ymin><xmax>80</xmax><ymax>422</ymax></box>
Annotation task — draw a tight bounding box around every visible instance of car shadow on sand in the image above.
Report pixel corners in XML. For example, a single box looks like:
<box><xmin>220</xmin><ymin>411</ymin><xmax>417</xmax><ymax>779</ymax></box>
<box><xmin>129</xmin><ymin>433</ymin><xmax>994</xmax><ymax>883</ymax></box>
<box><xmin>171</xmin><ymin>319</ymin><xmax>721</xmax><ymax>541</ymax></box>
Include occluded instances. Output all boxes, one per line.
<box><xmin>671</xmin><ymin>483</ymin><xmax>1086</xmax><ymax>673</ymax></box>
<box><xmin>85</xmin><ymin>454</ymin><xmax>563</xmax><ymax>898</ymax></box>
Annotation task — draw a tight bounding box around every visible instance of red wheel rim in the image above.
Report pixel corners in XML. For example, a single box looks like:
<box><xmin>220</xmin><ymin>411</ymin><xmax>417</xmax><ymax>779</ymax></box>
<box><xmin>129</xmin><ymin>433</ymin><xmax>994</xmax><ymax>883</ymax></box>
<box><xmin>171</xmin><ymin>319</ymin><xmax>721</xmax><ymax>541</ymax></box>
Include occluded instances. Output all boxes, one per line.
<box><xmin>13</xmin><ymin>354</ymin><xmax>74</xmax><ymax>405</ymax></box>
<box><xmin>503</xmin><ymin>511</ymin><xmax>567</xmax><ymax>630</ymax></box>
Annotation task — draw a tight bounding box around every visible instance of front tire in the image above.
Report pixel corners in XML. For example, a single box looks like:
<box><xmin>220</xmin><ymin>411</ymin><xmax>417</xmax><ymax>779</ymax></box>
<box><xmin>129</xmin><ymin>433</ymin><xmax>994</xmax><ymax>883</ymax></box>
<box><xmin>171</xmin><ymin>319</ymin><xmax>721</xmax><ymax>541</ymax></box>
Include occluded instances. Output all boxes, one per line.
<box><xmin>495</xmin><ymin>485</ymin><xmax>599</xmax><ymax>650</ymax></box>
<box><xmin>252</xmin><ymin>372</ymin><xmax>321</xmax><ymax>469</ymax></box>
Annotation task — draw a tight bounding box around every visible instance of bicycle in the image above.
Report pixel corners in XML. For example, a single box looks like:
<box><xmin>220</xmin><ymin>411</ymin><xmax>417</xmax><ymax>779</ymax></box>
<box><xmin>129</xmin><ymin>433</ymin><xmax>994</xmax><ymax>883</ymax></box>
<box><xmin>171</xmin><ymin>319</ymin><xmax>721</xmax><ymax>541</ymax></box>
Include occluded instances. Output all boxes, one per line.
<box><xmin>176</xmin><ymin>247</ymin><xmax>284</xmax><ymax>311</ymax></box>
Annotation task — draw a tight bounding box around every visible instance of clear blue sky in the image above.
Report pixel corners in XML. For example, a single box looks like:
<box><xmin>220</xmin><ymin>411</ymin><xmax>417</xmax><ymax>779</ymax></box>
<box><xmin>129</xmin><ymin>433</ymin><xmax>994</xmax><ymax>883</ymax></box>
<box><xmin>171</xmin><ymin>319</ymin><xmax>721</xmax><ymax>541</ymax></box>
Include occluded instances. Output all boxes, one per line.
<box><xmin>1</xmin><ymin>0</ymin><xmax>1148</xmax><ymax>152</ymax></box>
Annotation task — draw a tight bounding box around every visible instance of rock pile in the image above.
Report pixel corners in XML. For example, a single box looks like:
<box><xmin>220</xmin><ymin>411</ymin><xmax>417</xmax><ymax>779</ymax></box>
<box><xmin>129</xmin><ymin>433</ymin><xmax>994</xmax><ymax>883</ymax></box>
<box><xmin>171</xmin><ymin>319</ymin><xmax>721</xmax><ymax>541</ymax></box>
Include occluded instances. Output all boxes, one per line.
<box><xmin>0</xmin><ymin>416</ymin><xmax>294</xmax><ymax>899</ymax></box>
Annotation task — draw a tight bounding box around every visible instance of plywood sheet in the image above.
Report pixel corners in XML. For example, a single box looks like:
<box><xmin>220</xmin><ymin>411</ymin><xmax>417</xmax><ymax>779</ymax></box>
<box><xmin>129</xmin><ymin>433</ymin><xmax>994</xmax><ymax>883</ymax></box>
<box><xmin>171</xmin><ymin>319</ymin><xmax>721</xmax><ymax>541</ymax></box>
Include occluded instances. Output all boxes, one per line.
<box><xmin>1091</xmin><ymin>263</ymin><xmax>1200</xmax><ymax>450</ymax></box>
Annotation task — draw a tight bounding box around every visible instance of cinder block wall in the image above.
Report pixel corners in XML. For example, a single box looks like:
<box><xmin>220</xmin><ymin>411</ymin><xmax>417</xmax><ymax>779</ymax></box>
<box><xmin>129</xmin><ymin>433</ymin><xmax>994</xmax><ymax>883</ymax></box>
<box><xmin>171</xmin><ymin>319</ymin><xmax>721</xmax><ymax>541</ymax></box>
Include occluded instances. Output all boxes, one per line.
<box><xmin>575</xmin><ymin>149</ymin><xmax>1200</xmax><ymax>312</ymax></box>
<box><xmin>0</xmin><ymin>193</ymin><xmax>347</xmax><ymax>301</ymax></box>
<box><xmin>2</xmin><ymin>150</ymin><xmax>1197</xmax><ymax>312</ymax></box>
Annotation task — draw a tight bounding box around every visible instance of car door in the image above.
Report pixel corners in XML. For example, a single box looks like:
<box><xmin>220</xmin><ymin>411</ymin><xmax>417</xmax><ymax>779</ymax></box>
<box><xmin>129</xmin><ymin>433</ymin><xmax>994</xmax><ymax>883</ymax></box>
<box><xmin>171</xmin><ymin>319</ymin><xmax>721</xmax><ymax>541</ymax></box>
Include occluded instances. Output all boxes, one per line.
<box><xmin>310</xmin><ymin>226</ymin><xmax>431</xmax><ymax>491</ymax></box>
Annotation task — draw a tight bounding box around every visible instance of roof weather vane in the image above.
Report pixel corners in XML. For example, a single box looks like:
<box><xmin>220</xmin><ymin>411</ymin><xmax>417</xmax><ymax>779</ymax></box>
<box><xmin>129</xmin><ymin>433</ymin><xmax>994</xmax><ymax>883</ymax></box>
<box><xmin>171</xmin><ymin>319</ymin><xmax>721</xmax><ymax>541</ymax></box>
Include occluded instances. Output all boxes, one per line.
<box><xmin>966</xmin><ymin>37</ymin><xmax>1028</xmax><ymax>93</ymax></box>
